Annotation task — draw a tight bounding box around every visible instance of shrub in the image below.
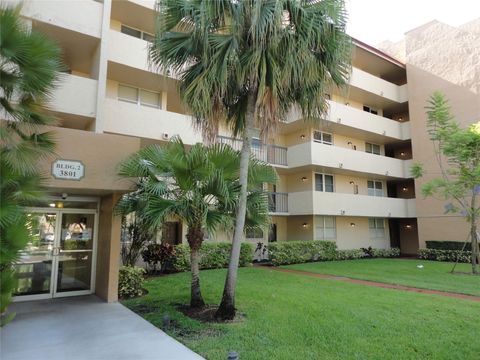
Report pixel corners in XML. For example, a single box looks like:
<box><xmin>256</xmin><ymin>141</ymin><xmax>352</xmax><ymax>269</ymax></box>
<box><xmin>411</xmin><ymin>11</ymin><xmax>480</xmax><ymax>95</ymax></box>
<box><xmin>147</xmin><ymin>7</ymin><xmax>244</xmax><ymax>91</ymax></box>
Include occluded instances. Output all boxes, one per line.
<box><xmin>335</xmin><ymin>249</ymin><xmax>364</xmax><ymax>260</ymax></box>
<box><xmin>268</xmin><ymin>241</ymin><xmax>337</xmax><ymax>266</ymax></box>
<box><xmin>418</xmin><ymin>249</ymin><xmax>471</xmax><ymax>263</ymax></box>
<box><xmin>118</xmin><ymin>266</ymin><xmax>145</xmax><ymax>299</ymax></box>
<box><xmin>426</xmin><ymin>241</ymin><xmax>471</xmax><ymax>251</ymax></box>
<box><xmin>142</xmin><ymin>243</ymin><xmax>176</xmax><ymax>272</ymax></box>
<box><xmin>371</xmin><ymin>248</ymin><xmax>400</xmax><ymax>258</ymax></box>
<box><xmin>171</xmin><ymin>242</ymin><xmax>254</xmax><ymax>272</ymax></box>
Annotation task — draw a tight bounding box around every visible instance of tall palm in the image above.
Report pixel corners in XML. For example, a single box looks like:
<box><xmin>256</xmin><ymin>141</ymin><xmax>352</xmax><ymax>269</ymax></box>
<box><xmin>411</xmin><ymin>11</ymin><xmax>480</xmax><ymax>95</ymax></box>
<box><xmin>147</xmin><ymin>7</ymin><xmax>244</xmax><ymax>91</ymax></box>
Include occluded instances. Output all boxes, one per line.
<box><xmin>0</xmin><ymin>5</ymin><xmax>62</xmax><ymax>325</ymax></box>
<box><xmin>150</xmin><ymin>0</ymin><xmax>351</xmax><ymax>319</ymax></box>
<box><xmin>118</xmin><ymin>138</ymin><xmax>276</xmax><ymax>308</ymax></box>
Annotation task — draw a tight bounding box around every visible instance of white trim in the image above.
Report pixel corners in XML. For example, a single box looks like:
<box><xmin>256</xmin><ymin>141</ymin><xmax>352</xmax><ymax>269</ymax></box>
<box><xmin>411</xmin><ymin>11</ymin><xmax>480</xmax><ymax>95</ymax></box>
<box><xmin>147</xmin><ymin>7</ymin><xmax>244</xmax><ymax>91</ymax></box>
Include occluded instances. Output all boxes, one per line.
<box><xmin>314</xmin><ymin>172</ymin><xmax>335</xmax><ymax>193</ymax></box>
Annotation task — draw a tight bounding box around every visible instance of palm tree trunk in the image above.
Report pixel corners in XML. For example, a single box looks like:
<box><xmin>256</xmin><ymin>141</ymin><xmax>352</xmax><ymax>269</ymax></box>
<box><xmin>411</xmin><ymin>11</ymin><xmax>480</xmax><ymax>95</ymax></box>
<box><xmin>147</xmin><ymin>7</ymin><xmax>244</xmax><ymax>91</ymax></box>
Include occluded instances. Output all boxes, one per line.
<box><xmin>187</xmin><ymin>225</ymin><xmax>205</xmax><ymax>308</ymax></box>
<box><xmin>471</xmin><ymin>192</ymin><xmax>479</xmax><ymax>274</ymax></box>
<box><xmin>190</xmin><ymin>247</ymin><xmax>205</xmax><ymax>308</ymax></box>
<box><xmin>216</xmin><ymin>93</ymin><xmax>256</xmax><ymax>320</ymax></box>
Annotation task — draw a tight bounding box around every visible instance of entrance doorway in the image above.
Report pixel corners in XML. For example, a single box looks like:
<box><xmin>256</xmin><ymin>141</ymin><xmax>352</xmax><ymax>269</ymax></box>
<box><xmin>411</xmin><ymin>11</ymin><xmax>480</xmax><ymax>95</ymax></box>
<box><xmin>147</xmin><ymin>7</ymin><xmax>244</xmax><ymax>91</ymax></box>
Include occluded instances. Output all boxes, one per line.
<box><xmin>14</xmin><ymin>204</ymin><xmax>98</xmax><ymax>301</ymax></box>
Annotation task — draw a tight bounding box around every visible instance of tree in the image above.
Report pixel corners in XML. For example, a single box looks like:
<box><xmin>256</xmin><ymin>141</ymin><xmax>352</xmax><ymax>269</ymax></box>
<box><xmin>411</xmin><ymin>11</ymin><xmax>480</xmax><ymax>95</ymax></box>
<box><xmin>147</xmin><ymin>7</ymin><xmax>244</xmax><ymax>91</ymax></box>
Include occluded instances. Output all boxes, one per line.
<box><xmin>0</xmin><ymin>5</ymin><xmax>62</xmax><ymax>325</ymax></box>
<box><xmin>150</xmin><ymin>0</ymin><xmax>351</xmax><ymax>319</ymax></box>
<box><xmin>411</xmin><ymin>92</ymin><xmax>480</xmax><ymax>274</ymax></box>
<box><xmin>118</xmin><ymin>137</ymin><xmax>276</xmax><ymax>308</ymax></box>
<box><xmin>116</xmin><ymin>190</ymin><xmax>157</xmax><ymax>267</ymax></box>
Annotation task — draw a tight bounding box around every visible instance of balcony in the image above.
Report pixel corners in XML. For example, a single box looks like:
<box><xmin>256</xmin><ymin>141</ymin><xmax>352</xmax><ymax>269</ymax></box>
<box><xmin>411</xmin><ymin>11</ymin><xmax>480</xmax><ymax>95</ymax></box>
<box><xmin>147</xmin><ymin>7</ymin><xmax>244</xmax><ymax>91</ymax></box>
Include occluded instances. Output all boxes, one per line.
<box><xmin>286</xmin><ymin>101</ymin><xmax>410</xmax><ymax>140</ymax></box>
<box><xmin>109</xmin><ymin>30</ymin><xmax>150</xmax><ymax>72</ymax></box>
<box><xmin>51</xmin><ymin>74</ymin><xmax>97</xmax><ymax>118</ymax></box>
<box><xmin>288</xmin><ymin>141</ymin><xmax>412</xmax><ymax>178</ymax></box>
<box><xmin>350</xmin><ymin>67</ymin><xmax>408</xmax><ymax>103</ymax></box>
<box><xmin>17</xmin><ymin>0</ymin><xmax>103</xmax><ymax>38</ymax></box>
<box><xmin>103</xmin><ymin>98</ymin><xmax>202</xmax><ymax>144</ymax></box>
<box><xmin>268</xmin><ymin>192</ymin><xmax>288</xmax><ymax>214</ymax></box>
<box><xmin>288</xmin><ymin>191</ymin><xmax>416</xmax><ymax>218</ymax></box>
<box><xmin>216</xmin><ymin>136</ymin><xmax>288</xmax><ymax>166</ymax></box>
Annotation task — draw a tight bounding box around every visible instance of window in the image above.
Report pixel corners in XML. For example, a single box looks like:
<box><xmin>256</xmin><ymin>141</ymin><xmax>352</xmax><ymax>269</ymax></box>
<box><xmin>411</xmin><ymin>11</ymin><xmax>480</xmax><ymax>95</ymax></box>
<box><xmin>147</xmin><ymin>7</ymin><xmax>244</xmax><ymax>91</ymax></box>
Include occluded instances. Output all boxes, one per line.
<box><xmin>118</xmin><ymin>84</ymin><xmax>138</xmax><ymax>104</ymax></box>
<box><xmin>363</xmin><ymin>105</ymin><xmax>378</xmax><ymax>115</ymax></box>
<box><xmin>315</xmin><ymin>173</ymin><xmax>334</xmax><ymax>192</ymax></box>
<box><xmin>369</xmin><ymin>218</ymin><xmax>385</xmax><ymax>238</ymax></box>
<box><xmin>121</xmin><ymin>24</ymin><xmax>155</xmax><ymax>43</ymax></box>
<box><xmin>246</xmin><ymin>228</ymin><xmax>263</xmax><ymax>239</ymax></box>
<box><xmin>315</xmin><ymin>216</ymin><xmax>336</xmax><ymax>240</ymax></box>
<box><xmin>313</xmin><ymin>130</ymin><xmax>333</xmax><ymax>145</ymax></box>
<box><xmin>367</xmin><ymin>180</ymin><xmax>383</xmax><ymax>197</ymax></box>
<box><xmin>365</xmin><ymin>142</ymin><xmax>381</xmax><ymax>155</ymax></box>
<box><xmin>118</xmin><ymin>84</ymin><xmax>162</xmax><ymax>109</ymax></box>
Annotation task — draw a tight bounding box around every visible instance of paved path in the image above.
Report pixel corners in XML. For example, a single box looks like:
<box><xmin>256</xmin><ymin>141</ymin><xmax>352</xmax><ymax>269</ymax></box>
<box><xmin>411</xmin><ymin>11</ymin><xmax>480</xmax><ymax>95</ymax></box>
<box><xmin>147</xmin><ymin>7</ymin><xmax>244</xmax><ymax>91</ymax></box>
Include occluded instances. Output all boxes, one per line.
<box><xmin>267</xmin><ymin>267</ymin><xmax>480</xmax><ymax>302</ymax></box>
<box><xmin>1</xmin><ymin>296</ymin><xmax>204</xmax><ymax>360</ymax></box>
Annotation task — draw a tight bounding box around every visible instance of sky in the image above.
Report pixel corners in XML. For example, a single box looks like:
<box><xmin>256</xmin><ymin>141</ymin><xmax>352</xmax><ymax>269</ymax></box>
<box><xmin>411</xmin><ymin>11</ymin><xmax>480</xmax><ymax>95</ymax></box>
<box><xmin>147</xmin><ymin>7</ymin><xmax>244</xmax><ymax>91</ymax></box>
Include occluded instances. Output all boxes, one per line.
<box><xmin>345</xmin><ymin>0</ymin><xmax>480</xmax><ymax>46</ymax></box>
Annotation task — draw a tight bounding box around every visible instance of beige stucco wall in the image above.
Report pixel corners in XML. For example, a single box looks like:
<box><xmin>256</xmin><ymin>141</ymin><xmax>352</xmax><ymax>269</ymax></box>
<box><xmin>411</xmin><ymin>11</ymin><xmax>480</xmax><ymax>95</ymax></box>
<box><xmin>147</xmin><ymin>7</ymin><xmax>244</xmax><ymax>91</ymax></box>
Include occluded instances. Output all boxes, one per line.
<box><xmin>403</xmin><ymin>20</ymin><xmax>480</xmax><ymax>247</ymax></box>
<box><xmin>287</xmin><ymin>216</ymin><xmax>314</xmax><ymax>241</ymax></box>
<box><xmin>335</xmin><ymin>217</ymin><xmax>390</xmax><ymax>250</ymax></box>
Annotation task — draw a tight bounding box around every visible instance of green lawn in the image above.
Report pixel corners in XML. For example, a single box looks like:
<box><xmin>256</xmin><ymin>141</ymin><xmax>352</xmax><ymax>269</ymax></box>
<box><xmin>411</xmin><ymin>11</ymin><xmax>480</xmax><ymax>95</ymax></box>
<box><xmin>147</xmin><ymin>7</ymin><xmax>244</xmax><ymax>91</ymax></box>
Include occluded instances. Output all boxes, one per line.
<box><xmin>123</xmin><ymin>266</ymin><xmax>480</xmax><ymax>360</ymax></box>
<box><xmin>284</xmin><ymin>259</ymin><xmax>480</xmax><ymax>296</ymax></box>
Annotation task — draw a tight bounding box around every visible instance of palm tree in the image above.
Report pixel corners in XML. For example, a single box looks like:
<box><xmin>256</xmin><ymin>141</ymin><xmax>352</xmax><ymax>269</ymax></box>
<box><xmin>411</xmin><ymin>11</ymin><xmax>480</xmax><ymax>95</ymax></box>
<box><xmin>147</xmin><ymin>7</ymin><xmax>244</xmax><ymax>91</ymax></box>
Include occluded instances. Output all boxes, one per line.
<box><xmin>150</xmin><ymin>0</ymin><xmax>351</xmax><ymax>319</ymax></box>
<box><xmin>118</xmin><ymin>137</ymin><xmax>276</xmax><ymax>308</ymax></box>
<box><xmin>0</xmin><ymin>4</ymin><xmax>63</xmax><ymax>325</ymax></box>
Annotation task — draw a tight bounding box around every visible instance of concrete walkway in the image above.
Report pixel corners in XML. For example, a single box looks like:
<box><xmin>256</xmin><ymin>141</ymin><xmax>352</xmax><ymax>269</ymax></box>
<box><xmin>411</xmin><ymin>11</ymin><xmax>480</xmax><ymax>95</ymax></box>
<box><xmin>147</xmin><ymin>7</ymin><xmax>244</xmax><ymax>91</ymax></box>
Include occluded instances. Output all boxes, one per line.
<box><xmin>0</xmin><ymin>296</ymin><xmax>204</xmax><ymax>360</ymax></box>
<box><xmin>268</xmin><ymin>267</ymin><xmax>480</xmax><ymax>302</ymax></box>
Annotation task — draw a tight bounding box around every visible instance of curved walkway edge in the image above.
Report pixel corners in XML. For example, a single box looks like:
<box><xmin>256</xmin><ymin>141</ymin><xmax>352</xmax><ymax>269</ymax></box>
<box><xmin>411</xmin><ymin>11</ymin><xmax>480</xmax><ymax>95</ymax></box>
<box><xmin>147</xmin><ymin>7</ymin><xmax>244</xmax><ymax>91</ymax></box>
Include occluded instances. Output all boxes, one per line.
<box><xmin>265</xmin><ymin>266</ymin><xmax>480</xmax><ymax>302</ymax></box>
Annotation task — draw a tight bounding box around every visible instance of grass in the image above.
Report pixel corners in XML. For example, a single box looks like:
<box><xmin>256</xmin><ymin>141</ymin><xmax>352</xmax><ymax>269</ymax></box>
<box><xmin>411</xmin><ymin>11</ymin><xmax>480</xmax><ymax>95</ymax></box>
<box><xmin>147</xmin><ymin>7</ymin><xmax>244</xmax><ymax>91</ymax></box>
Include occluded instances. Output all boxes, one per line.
<box><xmin>123</xmin><ymin>265</ymin><xmax>480</xmax><ymax>360</ymax></box>
<box><xmin>284</xmin><ymin>259</ymin><xmax>480</xmax><ymax>296</ymax></box>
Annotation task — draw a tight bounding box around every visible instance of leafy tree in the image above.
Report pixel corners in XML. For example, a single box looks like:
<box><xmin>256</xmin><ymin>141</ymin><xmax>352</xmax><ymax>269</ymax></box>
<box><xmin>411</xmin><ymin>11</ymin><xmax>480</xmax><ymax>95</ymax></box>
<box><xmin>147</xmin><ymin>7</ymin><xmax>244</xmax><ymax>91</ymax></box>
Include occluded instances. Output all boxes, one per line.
<box><xmin>150</xmin><ymin>0</ymin><xmax>351</xmax><ymax>319</ymax></box>
<box><xmin>0</xmin><ymin>5</ymin><xmax>62</xmax><ymax>325</ymax></box>
<box><xmin>411</xmin><ymin>92</ymin><xmax>480</xmax><ymax>274</ymax></box>
<box><xmin>118</xmin><ymin>138</ymin><xmax>276</xmax><ymax>308</ymax></box>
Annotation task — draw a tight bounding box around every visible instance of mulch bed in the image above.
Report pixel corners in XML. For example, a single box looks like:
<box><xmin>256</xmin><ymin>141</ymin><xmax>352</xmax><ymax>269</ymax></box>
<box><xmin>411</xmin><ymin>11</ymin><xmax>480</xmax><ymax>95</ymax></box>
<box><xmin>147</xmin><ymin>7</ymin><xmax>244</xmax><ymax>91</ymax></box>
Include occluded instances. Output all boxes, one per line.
<box><xmin>177</xmin><ymin>304</ymin><xmax>245</xmax><ymax>323</ymax></box>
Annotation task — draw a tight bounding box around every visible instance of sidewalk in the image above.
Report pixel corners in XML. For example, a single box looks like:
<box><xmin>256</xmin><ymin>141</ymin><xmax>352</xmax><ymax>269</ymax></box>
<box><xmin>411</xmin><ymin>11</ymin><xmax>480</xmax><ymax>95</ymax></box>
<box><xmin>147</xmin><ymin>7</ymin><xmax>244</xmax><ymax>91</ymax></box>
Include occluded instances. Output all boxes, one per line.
<box><xmin>1</xmin><ymin>296</ymin><xmax>204</xmax><ymax>360</ymax></box>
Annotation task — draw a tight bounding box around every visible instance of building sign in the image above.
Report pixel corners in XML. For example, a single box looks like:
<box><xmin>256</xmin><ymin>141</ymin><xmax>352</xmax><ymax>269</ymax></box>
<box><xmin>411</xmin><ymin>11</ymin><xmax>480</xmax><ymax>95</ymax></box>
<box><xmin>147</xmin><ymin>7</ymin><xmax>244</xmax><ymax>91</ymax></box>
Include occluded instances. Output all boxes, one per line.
<box><xmin>52</xmin><ymin>159</ymin><xmax>85</xmax><ymax>181</ymax></box>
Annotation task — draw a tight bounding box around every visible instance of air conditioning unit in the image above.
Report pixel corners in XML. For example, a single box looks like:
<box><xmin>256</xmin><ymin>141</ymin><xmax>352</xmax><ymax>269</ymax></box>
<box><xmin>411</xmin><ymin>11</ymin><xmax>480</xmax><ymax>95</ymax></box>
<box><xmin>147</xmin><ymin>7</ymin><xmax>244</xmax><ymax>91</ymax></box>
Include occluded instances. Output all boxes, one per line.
<box><xmin>161</xmin><ymin>133</ymin><xmax>169</xmax><ymax>140</ymax></box>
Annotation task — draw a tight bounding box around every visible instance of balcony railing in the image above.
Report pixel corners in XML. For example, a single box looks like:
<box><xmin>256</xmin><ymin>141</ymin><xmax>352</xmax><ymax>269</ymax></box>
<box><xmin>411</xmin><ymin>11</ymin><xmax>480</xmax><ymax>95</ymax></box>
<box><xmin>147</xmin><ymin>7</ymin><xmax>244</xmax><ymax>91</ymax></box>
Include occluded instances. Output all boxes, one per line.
<box><xmin>268</xmin><ymin>192</ymin><xmax>288</xmax><ymax>213</ymax></box>
<box><xmin>216</xmin><ymin>136</ymin><xmax>288</xmax><ymax>166</ymax></box>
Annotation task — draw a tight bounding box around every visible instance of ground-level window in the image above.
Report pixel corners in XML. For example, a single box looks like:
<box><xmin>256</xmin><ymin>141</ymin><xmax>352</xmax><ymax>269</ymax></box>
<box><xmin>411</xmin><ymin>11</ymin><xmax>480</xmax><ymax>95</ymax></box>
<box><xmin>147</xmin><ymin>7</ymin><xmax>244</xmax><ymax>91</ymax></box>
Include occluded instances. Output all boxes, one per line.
<box><xmin>365</xmin><ymin>142</ymin><xmax>381</xmax><ymax>155</ymax></box>
<box><xmin>246</xmin><ymin>228</ymin><xmax>264</xmax><ymax>239</ymax></box>
<box><xmin>313</xmin><ymin>130</ymin><xmax>333</xmax><ymax>145</ymax></box>
<box><xmin>367</xmin><ymin>180</ymin><xmax>383</xmax><ymax>197</ymax></box>
<box><xmin>369</xmin><ymin>218</ymin><xmax>385</xmax><ymax>238</ymax></box>
<box><xmin>315</xmin><ymin>216</ymin><xmax>336</xmax><ymax>240</ymax></box>
<box><xmin>315</xmin><ymin>173</ymin><xmax>334</xmax><ymax>192</ymax></box>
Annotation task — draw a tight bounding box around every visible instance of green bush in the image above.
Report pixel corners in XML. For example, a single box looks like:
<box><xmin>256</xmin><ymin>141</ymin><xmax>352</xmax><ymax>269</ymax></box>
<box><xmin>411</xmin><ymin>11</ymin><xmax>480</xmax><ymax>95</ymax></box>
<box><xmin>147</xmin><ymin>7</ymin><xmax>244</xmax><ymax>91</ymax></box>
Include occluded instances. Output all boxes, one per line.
<box><xmin>371</xmin><ymin>248</ymin><xmax>400</xmax><ymax>258</ymax></box>
<box><xmin>426</xmin><ymin>241</ymin><xmax>471</xmax><ymax>251</ymax></box>
<box><xmin>171</xmin><ymin>242</ymin><xmax>254</xmax><ymax>272</ymax></box>
<box><xmin>268</xmin><ymin>241</ymin><xmax>337</xmax><ymax>266</ymax></box>
<box><xmin>335</xmin><ymin>249</ymin><xmax>364</xmax><ymax>260</ymax></box>
<box><xmin>418</xmin><ymin>249</ymin><xmax>471</xmax><ymax>263</ymax></box>
<box><xmin>118</xmin><ymin>266</ymin><xmax>145</xmax><ymax>299</ymax></box>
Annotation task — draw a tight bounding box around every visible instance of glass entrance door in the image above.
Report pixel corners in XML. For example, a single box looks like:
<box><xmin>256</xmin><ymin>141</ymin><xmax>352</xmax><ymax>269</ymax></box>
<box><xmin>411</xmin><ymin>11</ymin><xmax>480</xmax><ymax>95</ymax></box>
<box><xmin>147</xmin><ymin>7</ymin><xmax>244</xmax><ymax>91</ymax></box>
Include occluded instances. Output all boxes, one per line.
<box><xmin>54</xmin><ymin>212</ymin><xmax>96</xmax><ymax>296</ymax></box>
<box><xmin>14</xmin><ymin>208</ymin><xmax>97</xmax><ymax>300</ymax></box>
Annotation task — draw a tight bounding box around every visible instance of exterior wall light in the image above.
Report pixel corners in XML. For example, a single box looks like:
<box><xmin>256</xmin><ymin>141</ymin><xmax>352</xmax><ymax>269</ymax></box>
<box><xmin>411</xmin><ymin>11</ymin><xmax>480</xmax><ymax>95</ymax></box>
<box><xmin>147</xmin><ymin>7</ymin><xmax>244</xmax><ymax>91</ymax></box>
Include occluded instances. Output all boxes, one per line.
<box><xmin>350</xmin><ymin>223</ymin><xmax>355</xmax><ymax>227</ymax></box>
<box><xmin>301</xmin><ymin>176</ymin><xmax>308</xmax><ymax>182</ymax></box>
<box><xmin>300</xmin><ymin>134</ymin><xmax>306</xmax><ymax>140</ymax></box>
<box><xmin>402</xmin><ymin>187</ymin><xmax>408</xmax><ymax>191</ymax></box>
<box><xmin>349</xmin><ymin>181</ymin><xmax>359</xmax><ymax>194</ymax></box>
<box><xmin>400</xmin><ymin>151</ymin><xmax>406</xmax><ymax>156</ymax></box>
<box><xmin>49</xmin><ymin>203</ymin><xmax>56</xmax><ymax>208</ymax></box>
<box><xmin>302</xmin><ymin>222</ymin><xmax>308</xmax><ymax>228</ymax></box>
<box><xmin>405</xmin><ymin>224</ymin><xmax>413</xmax><ymax>229</ymax></box>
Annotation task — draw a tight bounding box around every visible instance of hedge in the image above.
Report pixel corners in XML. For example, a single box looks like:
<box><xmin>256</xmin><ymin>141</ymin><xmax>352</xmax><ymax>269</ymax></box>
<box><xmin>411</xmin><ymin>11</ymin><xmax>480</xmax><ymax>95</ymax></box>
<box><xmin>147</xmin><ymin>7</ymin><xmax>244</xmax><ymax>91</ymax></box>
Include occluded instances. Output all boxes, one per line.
<box><xmin>418</xmin><ymin>248</ymin><xmax>471</xmax><ymax>263</ymax></box>
<box><xmin>426</xmin><ymin>241</ymin><xmax>471</xmax><ymax>251</ymax></box>
<box><xmin>267</xmin><ymin>240</ymin><xmax>337</xmax><ymax>266</ymax></box>
<box><xmin>172</xmin><ymin>242</ymin><xmax>254</xmax><ymax>272</ymax></box>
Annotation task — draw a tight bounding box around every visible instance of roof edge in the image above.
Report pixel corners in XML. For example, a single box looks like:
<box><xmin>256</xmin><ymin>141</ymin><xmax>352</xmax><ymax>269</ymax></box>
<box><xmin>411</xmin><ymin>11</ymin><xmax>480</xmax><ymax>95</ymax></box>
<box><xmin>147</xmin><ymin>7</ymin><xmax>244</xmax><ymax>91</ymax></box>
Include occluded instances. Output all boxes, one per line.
<box><xmin>352</xmin><ymin>37</ymin><xmax>406</xmax><ymax>69</ymax></box>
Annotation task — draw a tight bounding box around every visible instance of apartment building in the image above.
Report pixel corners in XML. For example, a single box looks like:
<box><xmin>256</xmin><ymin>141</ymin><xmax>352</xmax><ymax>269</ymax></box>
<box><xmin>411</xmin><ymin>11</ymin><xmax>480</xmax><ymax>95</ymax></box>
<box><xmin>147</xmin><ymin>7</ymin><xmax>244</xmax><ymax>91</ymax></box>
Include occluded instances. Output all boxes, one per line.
<box><xmin>5</xmin><ymin>0</ymin><xmax>478</xmax><ymax>302</ymax></box>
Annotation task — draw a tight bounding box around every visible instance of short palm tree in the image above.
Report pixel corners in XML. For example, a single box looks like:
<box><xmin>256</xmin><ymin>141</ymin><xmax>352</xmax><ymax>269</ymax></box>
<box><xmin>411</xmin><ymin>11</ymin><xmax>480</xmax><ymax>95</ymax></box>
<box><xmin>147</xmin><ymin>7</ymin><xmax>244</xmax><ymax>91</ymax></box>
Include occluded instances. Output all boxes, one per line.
<box><xmin>118</xmin><ymin>138</ymin><xmax>276</xmax><ymax>308</ymax></box>
<box><xmin>0</xmin><ymin>4</ymin><xmax>62</xmax><ymax>325</ymax></box>
<box><xmin>150</xmin><ymin>0</ymin><xmax>352</xmax><ymax>319</ymax></box>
